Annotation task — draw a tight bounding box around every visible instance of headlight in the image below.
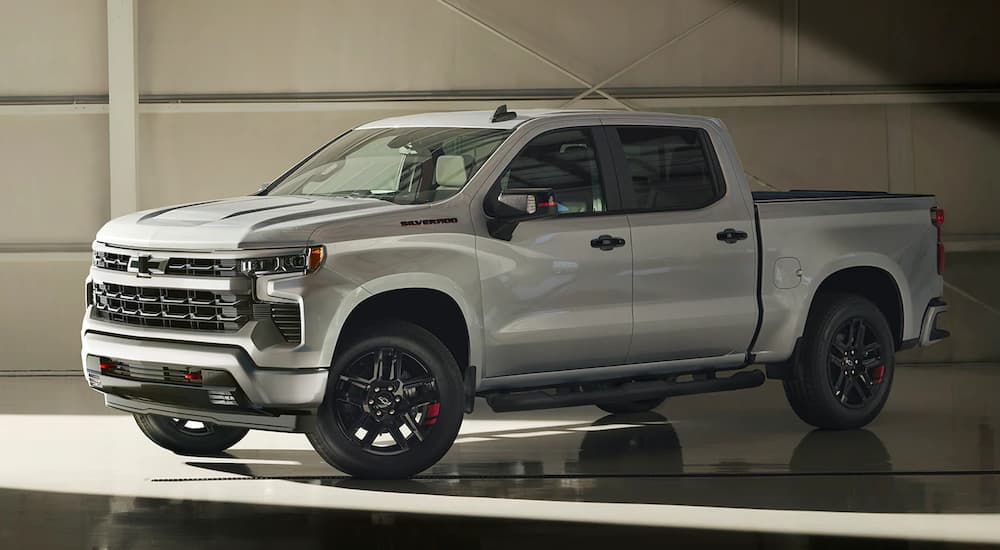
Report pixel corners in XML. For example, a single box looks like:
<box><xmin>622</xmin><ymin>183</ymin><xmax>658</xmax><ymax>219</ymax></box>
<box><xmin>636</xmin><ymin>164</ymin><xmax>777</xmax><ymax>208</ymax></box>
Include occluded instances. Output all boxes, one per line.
<box><xmin>241</xmin><ymin>246</ymin><xmax>324</xmax><ymax>276</ymax></box>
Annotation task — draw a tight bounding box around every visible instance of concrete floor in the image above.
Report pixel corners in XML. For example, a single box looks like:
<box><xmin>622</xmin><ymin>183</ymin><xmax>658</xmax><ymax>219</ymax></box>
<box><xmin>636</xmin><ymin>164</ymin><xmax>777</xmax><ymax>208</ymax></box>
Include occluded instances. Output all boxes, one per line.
<box><xmin>1</xmin><ymin>365</ymin><xmax>999</xmax><ymax>548</ymax></box>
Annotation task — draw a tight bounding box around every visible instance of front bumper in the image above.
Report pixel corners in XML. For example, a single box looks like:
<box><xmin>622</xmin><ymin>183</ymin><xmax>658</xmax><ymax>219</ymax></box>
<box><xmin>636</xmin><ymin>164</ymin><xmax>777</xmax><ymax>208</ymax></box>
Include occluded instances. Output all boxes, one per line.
<box><xmin>82</xmin><ymin>332</ymin><xmax>327</xmax><ymax>432</ymax></box>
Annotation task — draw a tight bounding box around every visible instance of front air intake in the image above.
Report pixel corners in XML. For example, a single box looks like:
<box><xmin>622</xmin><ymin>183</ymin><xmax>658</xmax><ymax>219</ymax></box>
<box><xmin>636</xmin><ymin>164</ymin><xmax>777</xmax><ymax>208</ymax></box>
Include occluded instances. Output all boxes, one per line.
<box><xmin>270</xmin><ymin>303</ymin><xmax>302</xmax><ymax>344</ymax></box>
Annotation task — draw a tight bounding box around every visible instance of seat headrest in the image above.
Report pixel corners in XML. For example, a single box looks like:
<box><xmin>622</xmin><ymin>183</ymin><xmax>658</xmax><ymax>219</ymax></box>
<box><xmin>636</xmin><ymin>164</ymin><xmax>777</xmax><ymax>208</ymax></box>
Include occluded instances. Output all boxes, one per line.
<box><xmin>435</xmin><ymin>155</ymin><xmax>468</xmax><ymax>188</ymax></box>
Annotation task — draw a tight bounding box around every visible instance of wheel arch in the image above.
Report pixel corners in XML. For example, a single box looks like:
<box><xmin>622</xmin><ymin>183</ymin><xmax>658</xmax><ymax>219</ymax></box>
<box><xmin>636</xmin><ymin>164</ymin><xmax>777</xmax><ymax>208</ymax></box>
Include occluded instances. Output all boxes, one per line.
<box><xmin>805</xmin><ymin>263</ymin><xmax>907</xmax><ymax>349</ymax></box>
<box><xmin>326</xmin><ymin>274</ymin><xmax>482</xmax><ymax>381</ymax></box>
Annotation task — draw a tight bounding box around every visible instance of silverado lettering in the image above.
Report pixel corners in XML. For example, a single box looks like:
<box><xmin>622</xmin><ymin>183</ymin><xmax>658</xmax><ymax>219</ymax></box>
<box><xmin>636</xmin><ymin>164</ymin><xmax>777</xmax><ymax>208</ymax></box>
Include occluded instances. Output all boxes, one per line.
<box><xmin>400</xmin><ymin>218</ymin><xmax>458</xmax><ymax>226</ymax></box>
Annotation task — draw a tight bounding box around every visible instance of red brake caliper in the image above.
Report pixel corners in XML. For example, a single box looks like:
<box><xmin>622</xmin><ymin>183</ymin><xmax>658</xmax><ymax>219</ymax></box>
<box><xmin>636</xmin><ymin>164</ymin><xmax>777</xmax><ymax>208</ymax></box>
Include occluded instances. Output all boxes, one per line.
<box><xmin>871</xmin><ymin>365</ymin><xmax>885</xmax><ymax>384</ymax></box>
<box><xmin>423</xmin><ymin>403</ymin><xmax>440</xmax><ymax>426</ymax></box>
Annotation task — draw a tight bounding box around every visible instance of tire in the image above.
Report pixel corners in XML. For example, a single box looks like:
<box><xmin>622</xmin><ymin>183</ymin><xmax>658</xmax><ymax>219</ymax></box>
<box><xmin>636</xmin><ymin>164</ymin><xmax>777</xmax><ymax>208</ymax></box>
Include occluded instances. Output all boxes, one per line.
<box><xmin>596</xmin><ymin>396</ymin><xmax>666</xmax><ymax>414</ymax></box>
<box><xmin>134</xmin><ymin>414</ymin><xmax>249</xmax><ymax>455</ymax></box>
<box><xmin>783</xmin><ymin>294</ymin><xmax>895</xmax><ymax>430</ymax></box>
<box><xmin>307</xmin><ymin>320</ymin><xmax>465</xmax><ymax>479</ymax></box>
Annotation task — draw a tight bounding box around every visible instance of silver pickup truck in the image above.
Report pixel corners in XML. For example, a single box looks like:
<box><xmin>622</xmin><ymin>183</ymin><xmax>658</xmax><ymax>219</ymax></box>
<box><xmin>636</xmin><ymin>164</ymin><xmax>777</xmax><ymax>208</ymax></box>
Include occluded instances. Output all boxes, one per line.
<box><xmin>82</xmin><ymin>107</ymin><xmax>949</xmax><ymax>478</ymax></box>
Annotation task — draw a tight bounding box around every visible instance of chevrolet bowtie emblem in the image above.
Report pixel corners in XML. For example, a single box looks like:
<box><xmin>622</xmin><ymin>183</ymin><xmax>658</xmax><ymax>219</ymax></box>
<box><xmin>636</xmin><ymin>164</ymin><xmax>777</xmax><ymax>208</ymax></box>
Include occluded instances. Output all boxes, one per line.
<box><xmin>127</xmin><ymin>254</ymin><xmax>166</xmax><ymax>278</ymax></box>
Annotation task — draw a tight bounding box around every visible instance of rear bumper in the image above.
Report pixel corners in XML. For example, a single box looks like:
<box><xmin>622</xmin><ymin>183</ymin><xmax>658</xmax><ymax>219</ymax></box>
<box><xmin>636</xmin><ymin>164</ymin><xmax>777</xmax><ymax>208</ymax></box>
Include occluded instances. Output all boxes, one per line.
<box><xmin>82</xmin><ymin>332</ymin><xmax>327</xmax><ymax>432</ymax></box>
<box><xmin>918</xmin><ymin>298</ymin><xmax>950</xmax><ymax>347</ymax></box>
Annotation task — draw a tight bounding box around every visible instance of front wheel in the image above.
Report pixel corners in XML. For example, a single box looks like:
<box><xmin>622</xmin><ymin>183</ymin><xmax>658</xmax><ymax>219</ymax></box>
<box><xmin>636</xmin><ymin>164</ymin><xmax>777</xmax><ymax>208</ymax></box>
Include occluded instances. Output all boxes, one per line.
<box><xmin>134</xmin><ymin>414</ymin><xmax>249</xmax><ymax>455</ymax></box>
<box><xmin>307</xmin><ymin>320</ymin><xmax>465</xmax><ymax>479</ymax></box>
<box><xmin>783</xmin><ymin>294</ymin><xmax>895</xmax><ymax>430</ymax></box>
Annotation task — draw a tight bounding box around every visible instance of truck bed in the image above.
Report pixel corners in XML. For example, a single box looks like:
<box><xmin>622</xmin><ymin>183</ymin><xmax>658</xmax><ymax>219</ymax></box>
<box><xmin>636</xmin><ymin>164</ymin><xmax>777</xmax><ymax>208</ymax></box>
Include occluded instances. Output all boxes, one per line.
<box><xmin>753</xmin><ymin>190</ymin><xmax>932</xmax><ymax>203</ymax></box>
<box><xmin>749</xmin><ymin>189</ymin><xmax>940</xmax><ymax>364</ymax></box>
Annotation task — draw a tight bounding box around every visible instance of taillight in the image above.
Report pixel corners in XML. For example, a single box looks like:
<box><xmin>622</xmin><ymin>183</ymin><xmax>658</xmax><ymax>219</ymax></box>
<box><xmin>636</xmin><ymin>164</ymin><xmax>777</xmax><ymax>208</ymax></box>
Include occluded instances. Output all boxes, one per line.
<box><xmin>931</xmin><ymin>207</ymin><xmax>944</xmax><ymax>227</ymax></box>
<box><xmin>931</xmin><ymin>207</ymin><xmax>944</xmax><ymax>274</ymax></box>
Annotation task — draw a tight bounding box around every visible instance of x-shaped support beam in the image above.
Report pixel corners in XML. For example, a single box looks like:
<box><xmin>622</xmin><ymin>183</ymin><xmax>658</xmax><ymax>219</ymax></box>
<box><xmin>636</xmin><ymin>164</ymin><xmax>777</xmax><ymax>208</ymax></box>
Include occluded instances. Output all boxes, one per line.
<box><xmin>435</xmin><ymin>0</ymin><xmax>635</xmax><ymax>110</ymax></box>
<box><xmin>436</xmin><ymin>0</ymin><xmax>742</xmax><ymax>111</ymax></box>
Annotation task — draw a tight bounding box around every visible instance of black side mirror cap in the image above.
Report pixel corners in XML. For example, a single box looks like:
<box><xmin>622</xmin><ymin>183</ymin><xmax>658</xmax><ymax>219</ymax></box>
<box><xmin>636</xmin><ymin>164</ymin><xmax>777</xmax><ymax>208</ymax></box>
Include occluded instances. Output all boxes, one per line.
<box><xmin>485</xmin><ymin>187</ymin><xmax>556</xmax><ymax>240</ymax></box>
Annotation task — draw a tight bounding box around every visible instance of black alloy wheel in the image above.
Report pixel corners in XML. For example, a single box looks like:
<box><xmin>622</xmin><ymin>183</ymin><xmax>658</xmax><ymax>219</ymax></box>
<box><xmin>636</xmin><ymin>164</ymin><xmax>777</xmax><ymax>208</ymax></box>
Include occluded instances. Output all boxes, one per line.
<box><xmin>333</xmin><ymin>347</ymin><xmax>442</xmax><ymax>456</ymax></box>
<box><xmin>308</xmin><ymin>320</ymin><xmax>465</xmax><ymax>478</ymax></box>
<box><xmin>827</xmin><ymin>317</ymin><xmax>887</xmax><ymax>409</ymax></box>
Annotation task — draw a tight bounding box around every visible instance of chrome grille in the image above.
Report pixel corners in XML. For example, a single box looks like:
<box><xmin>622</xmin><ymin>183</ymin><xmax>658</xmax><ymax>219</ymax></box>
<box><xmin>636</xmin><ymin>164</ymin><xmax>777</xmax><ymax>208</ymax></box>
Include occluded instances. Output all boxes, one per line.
<box><xmin>91</xmin><ymin>282</ymin><xmax>251</xmax><ymax>332</ymax></box>
<box><xmin>93</xmin><ymin>251</ymin><xmax>130</xmax><ymax>272</ymax></box>
<box><xmin>165</xmin><ymin>257</ymin><xmax>241</xmax><ymax>278</ymax></box>
<box><xmin>93</xmin><ymin>250</ymin><xmax>244</xmax><ymax>278</ymax></box>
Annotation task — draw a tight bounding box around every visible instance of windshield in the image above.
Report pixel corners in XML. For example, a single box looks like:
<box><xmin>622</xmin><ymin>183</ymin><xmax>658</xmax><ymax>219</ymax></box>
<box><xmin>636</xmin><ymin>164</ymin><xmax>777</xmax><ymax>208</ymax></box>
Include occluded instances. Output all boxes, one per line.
<box><xmin>266</xmin><ymin>127</ymin><xmax>512</xmax><ymax>204</ymax></box>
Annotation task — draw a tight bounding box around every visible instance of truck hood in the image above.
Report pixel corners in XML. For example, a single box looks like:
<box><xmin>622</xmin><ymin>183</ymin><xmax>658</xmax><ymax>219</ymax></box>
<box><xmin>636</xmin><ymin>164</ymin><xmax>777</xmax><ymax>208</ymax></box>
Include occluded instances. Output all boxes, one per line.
<box><xmin>96</xmin><ymin>195</ymin><xmax>398</xmax><ymax>250</ymax></box>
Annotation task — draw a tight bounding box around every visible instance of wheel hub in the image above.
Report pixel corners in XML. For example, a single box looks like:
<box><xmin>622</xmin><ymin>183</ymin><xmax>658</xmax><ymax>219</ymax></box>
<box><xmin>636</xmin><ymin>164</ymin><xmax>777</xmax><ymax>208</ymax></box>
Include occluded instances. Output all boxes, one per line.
<box><xmin>365</xmin><ymin>382</ymin><xmax>405</xmax><ymax>421</ymax></box>
<box><xmin>829</xmin><ymin>317</ymin><xmax>885</xmax><ymax>408</ymax></box>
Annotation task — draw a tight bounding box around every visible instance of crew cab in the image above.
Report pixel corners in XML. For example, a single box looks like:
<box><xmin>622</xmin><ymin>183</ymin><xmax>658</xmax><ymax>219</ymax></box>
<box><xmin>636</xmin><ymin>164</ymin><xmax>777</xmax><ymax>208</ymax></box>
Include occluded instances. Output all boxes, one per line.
<box><xmin>82</xmin><ymin>107</ymin><xmax>949</xmax><ymax>478</ymax></box>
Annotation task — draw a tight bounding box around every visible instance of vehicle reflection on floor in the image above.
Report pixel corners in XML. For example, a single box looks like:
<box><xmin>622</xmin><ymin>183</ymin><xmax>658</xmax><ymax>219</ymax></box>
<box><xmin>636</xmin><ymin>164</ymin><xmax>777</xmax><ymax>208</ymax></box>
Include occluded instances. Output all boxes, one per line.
<box><xmin>182</xmin><ymin>411</ymin><xmax>1000</xmax><ymax>514</ymax></box>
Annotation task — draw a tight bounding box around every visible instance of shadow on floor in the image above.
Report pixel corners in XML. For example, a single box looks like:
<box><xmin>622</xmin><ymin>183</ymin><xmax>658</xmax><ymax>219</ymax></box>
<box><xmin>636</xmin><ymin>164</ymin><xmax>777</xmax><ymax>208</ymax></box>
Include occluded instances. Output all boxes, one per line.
<box><xmin>177</xmin><ymin>413</ymin><xmax>1000</xmax><ymax>514</ymax></box>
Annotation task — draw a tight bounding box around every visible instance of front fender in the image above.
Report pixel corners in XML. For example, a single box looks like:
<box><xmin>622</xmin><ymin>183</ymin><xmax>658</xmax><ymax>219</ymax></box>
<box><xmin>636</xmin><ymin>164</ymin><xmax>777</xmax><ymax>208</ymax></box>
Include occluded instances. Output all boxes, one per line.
<box><xmin>319</xmin><ymin>274</ymin><xmax>483</xmax><ymax>381</ymax></box>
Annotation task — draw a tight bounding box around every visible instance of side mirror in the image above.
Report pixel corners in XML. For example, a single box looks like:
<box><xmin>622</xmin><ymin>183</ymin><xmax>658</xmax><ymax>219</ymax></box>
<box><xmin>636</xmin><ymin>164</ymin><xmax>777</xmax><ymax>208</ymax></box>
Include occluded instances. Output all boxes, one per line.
<box><xmin>486</xmin><ymin>187</ymin><xmax>556</xmax><ymax>240</ymax></box>
<box><xmin>493</xmin><ymin>187</ymin><xmax>557</xmax><ymax>219</ymax></box>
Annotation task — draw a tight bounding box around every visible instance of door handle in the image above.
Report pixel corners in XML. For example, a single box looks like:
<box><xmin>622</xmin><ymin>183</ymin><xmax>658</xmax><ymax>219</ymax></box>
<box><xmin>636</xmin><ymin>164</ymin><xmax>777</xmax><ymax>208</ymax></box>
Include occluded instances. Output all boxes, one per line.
<box><xmin>590</xmin><ymin>234</ymin><xmax>626</xmax><ymax>251</ymax></box>
<box><xmin>716</xmin><ymin>228</ymin><xmax>749</xmax><ymax>244</ymax></box>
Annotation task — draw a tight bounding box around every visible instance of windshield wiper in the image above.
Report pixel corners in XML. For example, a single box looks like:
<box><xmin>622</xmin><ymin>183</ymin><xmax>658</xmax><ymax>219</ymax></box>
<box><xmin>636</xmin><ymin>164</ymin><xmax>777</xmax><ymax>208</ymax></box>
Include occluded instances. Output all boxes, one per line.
<box><xmin>311</xmin><ymin>190</ymin><xmax>399</xmax><ymax>202</ymax></box>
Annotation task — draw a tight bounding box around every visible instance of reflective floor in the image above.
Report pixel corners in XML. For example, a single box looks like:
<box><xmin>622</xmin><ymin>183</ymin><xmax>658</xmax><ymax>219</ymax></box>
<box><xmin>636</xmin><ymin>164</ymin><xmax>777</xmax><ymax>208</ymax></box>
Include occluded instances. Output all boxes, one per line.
<box><xmin>1</xmin><ymin>365</ymin><xmax>999</xmax><ymax>547</ymax></box>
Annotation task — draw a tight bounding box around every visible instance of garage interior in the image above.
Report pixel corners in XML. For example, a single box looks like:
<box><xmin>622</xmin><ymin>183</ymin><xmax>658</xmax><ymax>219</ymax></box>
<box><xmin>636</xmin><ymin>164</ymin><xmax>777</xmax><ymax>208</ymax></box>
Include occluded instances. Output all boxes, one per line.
<box><xmin>1</xmin><ymin>0</ymin><xmax>999</xmax><ymax>547</ymax></box>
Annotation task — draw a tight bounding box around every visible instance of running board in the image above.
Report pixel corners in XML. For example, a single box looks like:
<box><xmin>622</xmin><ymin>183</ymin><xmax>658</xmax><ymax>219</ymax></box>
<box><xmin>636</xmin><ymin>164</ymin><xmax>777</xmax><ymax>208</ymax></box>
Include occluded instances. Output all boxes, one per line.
<box><xmin>486</xmin><ymin>369</ymin><xmax>765</xmax><ymax>413</ymax></box>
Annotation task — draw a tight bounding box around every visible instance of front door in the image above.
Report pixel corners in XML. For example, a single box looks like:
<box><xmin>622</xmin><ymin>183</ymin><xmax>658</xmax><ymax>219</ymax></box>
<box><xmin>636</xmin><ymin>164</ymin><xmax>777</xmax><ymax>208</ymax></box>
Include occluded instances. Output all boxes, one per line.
<box><xmin>477</xmin><ymin>126</ymin><xmax>633</xmax><ymax>377</ymax></box>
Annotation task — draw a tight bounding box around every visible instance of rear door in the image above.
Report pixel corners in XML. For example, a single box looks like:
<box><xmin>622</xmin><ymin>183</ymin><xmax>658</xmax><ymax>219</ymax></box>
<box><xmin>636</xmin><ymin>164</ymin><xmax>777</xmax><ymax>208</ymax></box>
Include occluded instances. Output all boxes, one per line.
<box><xmin>605</xmin><ymin>122</ymin><xmax>758</xmax><ymax>364</ymax></box>
<box><xmin>476</xmin><ymin>125</ymin><xmax>634</xmax><ymax>377</ymax></box>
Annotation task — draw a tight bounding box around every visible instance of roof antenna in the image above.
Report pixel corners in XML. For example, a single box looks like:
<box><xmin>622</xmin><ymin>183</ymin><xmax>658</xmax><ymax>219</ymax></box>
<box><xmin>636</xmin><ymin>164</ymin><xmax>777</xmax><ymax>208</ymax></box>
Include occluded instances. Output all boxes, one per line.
<box><xmin>491</xmin><ymin>104</ymin><xmax>517</xmax><ymax>123</ymax></box>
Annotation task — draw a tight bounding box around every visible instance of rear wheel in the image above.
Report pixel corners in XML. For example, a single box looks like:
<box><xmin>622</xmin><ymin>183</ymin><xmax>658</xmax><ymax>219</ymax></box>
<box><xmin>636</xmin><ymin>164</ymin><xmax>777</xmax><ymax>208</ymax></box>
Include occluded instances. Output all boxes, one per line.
<box><xmin>596</xmin><ymin>396</ymin><xmax>666</xmax><ymax>414</ymax></box>
<box><xmin>134</xmin><ymin>414</ymin><xmax>249</xmax><ymax>455</ymax></box>
<box><xmin>783</xmin><ymin>294</ymin><xmax>895</xmax><ymax>429</ymax></box>
<box><xmin>307</xmin><ymin>320</ymin><xmax>464</xmax><ymax>479</ymax></box>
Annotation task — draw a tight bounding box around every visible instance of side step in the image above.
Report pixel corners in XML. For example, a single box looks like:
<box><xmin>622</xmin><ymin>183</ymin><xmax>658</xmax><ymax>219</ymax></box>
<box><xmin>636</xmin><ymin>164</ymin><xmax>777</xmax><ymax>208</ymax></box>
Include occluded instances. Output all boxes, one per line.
<box><xmin>486</xmin><ymin>369</ymin><xmax>765</xmax><ymax>413</ymax></box>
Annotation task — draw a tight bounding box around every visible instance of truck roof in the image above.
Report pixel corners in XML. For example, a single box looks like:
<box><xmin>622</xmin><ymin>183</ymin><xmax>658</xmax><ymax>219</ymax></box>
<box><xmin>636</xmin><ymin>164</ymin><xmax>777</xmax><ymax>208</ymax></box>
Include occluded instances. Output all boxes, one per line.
<box><xmin>356</xmin><ymin>108</ymin><xmax>708</xmax><ymax>130</ymax></box>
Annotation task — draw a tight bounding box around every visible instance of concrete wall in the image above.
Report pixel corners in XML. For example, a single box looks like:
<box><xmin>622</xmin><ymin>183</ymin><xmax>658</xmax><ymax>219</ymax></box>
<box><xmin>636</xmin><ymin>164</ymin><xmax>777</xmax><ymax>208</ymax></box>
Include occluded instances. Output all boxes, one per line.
<box><xmin>2</xmin><ymin>0</ymin><xmax>999</xmax><ymax>372</ymax></box>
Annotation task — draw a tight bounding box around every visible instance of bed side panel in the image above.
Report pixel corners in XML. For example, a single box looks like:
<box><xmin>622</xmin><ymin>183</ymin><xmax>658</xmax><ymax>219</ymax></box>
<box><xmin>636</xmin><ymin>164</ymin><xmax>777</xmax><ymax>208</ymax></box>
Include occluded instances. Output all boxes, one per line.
<box><xmin>752</xmin><ymin>196</ymin><xmax>941</xmax><ymax>363</ymax></box>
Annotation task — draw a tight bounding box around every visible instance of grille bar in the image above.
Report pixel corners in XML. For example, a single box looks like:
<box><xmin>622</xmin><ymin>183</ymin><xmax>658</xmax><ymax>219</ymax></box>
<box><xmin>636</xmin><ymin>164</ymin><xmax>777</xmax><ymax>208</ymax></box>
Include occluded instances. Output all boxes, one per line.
<box><xmin>165</xmin><ymin>257</ymin><xmax>241</xmax><ymax>278</ymax></box>
<box><xmin>93</xmin><ymin>251</ymin><xmax>130</xmax><ymax>272</ymax></box>
<box><xmin>90</xmin><ymin>280</ymin><xmax>303</xmax><ymax>342</ymax></box>
<box><xmin>93</xmin><ymin>251</ymin><xmax>242</xmax><ymax>278</ymax></box>
<box><xmin>104</xmin><ymin>362</ymin><xmax>203</xmax><ymax>387</ymax></box>
<box><xmin>92</xmin><ymin>282</ymin><xmax>251</xmax><ymax>332</ymax></box>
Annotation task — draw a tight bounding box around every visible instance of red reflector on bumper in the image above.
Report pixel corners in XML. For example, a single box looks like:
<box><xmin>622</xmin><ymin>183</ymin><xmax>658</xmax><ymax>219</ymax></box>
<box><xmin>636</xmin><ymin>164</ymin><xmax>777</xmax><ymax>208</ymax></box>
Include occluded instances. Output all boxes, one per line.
<box><xmin>184</xmin><ymin>372</ymin><xmax>202</xmax><ymax>381</ymax></box>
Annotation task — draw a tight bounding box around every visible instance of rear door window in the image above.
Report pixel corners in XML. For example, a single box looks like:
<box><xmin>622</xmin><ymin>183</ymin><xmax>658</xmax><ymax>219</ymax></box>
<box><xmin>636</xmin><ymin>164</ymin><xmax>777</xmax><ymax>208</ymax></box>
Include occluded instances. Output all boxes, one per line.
<box><xmin>612</xmin><ymin>126</ymin><xmax>724</xmax><ymax>212</ymax></box>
